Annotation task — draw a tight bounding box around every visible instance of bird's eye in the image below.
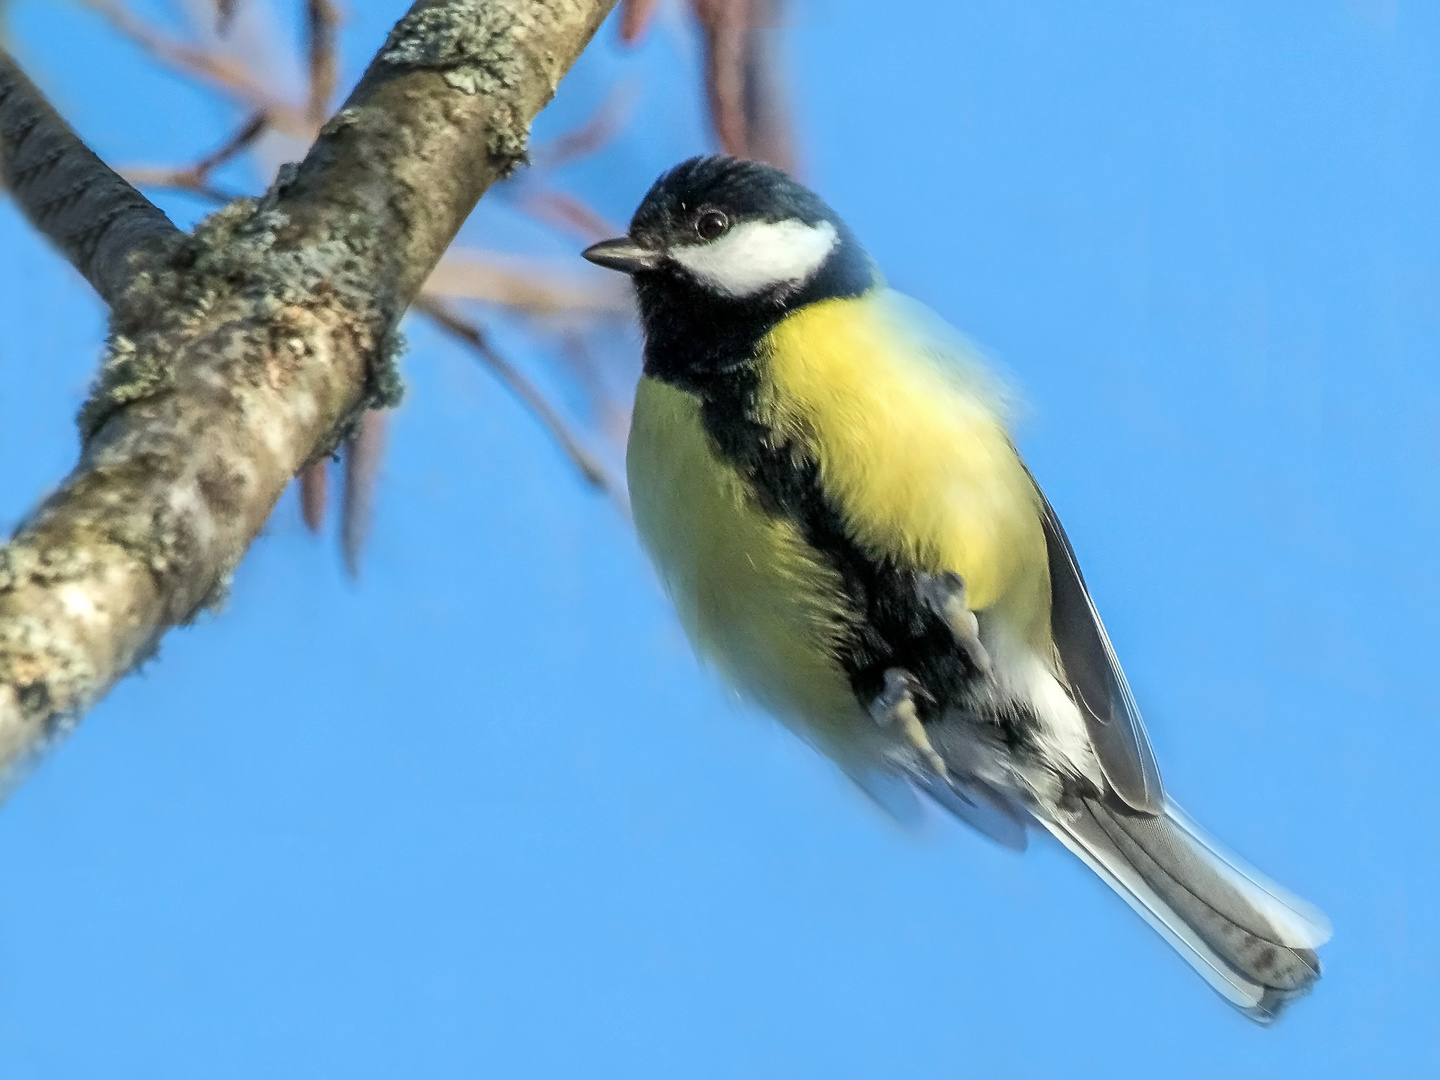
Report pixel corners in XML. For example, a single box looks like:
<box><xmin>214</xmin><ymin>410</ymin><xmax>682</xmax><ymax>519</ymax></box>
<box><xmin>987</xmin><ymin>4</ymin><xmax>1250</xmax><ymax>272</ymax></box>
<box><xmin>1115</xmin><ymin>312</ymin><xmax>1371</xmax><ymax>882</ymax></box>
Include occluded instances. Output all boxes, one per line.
<box><xmin>695</xmin><ymin>209</ymin><xmax>730</xmax><ymax>241</ymax></box>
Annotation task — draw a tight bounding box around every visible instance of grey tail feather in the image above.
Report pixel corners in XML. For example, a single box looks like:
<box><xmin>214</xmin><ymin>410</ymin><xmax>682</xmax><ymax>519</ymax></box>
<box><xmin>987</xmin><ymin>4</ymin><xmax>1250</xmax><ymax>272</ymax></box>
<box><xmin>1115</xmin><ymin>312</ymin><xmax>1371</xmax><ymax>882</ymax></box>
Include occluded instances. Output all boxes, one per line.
<box><xmin>1042</xmin><ymin>796</ymin><xmax>1332</xmax><ymax>1023</ymax></box>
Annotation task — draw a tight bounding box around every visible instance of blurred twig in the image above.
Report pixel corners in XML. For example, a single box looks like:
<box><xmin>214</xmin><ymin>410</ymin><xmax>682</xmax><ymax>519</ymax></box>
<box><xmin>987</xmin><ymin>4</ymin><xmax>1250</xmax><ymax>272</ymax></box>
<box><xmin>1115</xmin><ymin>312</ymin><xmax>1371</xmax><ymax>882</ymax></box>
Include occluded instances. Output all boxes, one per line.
<box><xmin>342</xmin><ymin>411</ymin><xmax>386</xmax><ymax>577</ymax></box>
<box><xmin>299</xmin><ymin>460</ymin><xmax>328</xmax><ymax>532</ymax></box>
<box><xmin>120</xmin><ymin>110</ymin><xmax>266</xmax><ymax>200</ymax></box>
<box><xmin>527</xmin><ymin>83</ymin><xmax>637</xmax><ymax>172</ymax></box>
<box><xmin>618</xmin><ymin>0</ymin><xmax>657</xmax><ymax>42</ymax></box>
<box><xmin>559</xmin><ymin>329</ymin><xmax>632</xmax><ymax>453</ymax></box>
<box><xmin>82</xmin><ymin>0</ymin><xmax>312</xmax><ymax>133</ymax></box>
<box><xmin>620</xmin><ymin>0</ymin><xmax>796</xmax><ymax>172</ymax></box>
<box><xmin>215</xmin><ymin>0</ymin><xmax>240</xmax><ymax>35</ymax></box>
<box><xmin>415</xmin><ymin>296</ymin><xmax>624</xmax><ymax>504</ymax></box>
<box><xmin>304</xmin><ymin>0</ymin><xmax>339</xmax><ymax>124</ymax></box>
<box><xmin>512</xmin><ymin>189</ymin><xmax>618</xmax><ymax>243</ymax></box>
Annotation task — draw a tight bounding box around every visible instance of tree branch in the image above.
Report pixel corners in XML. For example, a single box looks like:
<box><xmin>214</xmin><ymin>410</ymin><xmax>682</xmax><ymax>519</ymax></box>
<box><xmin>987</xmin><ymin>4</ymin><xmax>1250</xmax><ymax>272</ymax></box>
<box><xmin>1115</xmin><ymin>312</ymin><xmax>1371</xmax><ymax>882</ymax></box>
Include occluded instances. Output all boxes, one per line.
<box><xmin>0</xmin><ymin>0</ymin><xmax>619</xmax><ymax>788</ymax></box>
<box><xmin>0</xmin><ymin>50</ymin><xmax>182</xmax><ymax>306</ymax></box>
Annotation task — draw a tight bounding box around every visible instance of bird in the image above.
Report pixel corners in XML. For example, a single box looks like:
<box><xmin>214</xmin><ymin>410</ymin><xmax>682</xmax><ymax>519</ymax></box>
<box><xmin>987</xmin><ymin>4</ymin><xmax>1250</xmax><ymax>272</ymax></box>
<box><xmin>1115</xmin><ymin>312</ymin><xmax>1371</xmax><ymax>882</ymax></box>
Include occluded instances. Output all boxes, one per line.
<box><xmin>582</xmin><ymin>155</ymin><xmax>1331</xmax><ymax>1022</ymax></box>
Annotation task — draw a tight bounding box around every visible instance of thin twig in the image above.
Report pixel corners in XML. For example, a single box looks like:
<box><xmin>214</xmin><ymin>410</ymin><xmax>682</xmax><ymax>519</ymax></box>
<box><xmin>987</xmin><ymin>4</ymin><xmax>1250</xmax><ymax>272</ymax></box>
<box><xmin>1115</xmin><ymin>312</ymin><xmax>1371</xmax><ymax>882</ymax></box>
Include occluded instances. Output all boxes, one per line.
<box><xmin>414</xmin><ymin>296</ymin><xmax>622</xmax><ymax>500</ymax></box>
<box><xmin>305</xmin><ymin>0</ymin><xmax>340</xmax><ymax>125</ymax></box>
<box><xmin>558</xmin><ymin>329</ymin><xmax>633</xmax><ymax>455</ymax></box>
<box><xmin>82</xmin><ymin>0</ymin><xmax>312</xmax><ymax>134</ymax></box>
<box><xmin>120</xmin><ymin>169</ymin><xmax>246</xmax><ymax>202</ymax></box>
<box><xmin>198</xmin><ymin>110</ymin><xmax>269</xmax><ymax>173</ymax></box>
<box><xmin>215</xmin><ymin>0</ymin><xmax>240</xmax><ymax>36</ymax></box>
<box><xmin>342</xmin><ymin>411</ymin><xmax>385</xmax><ymax>577</ymax></box>
<box><xmin>120</xmin><ymin>110</ymin><xmax>267</xmax><ymax>201</ymax></box>
<box><xmin>737</xmin><ymin>0</ymin><xmax>794</xmax><ymax>172</ymax></box>
<box><xmin>620</xmin><ymin>0</ymin><xmax>796</xmax><ymax>172</ymax></box>
<box><xmin>513</xmin><ymin>189</ymin><xmax>619</xmax><ymax>243</ymax></box>
<box><xmin>618</xmin><ymin>0</ymin><xmax>658</xmax><ymax>42</ymax></box>
<box><xmin>527</xmin><ymin>82</ymin><xmax>637</xmax><ymax>171</ymax></box>
<box><xmin>698</xmin><ymin>0</ymin><xmax>748</xmax><ymax>157</ymax></box>
<box><xmin>299</xmin><ymin>461</ymin><xmax>328</xmax><ymax>532</ymax></box>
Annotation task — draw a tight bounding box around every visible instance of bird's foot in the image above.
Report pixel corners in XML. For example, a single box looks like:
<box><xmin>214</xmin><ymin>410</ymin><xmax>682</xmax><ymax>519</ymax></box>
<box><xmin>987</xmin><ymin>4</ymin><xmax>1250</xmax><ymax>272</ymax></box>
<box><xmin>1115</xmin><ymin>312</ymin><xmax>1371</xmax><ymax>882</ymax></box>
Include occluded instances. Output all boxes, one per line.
<box><xmin>918</xmin><ymin>571</ymin><xmax>992</xmax><ymax>676</ymax></box>
<box><xmin>869</xmin><ymin>668</ymin><xmax>949</xmax><ymax>779</ymax></box>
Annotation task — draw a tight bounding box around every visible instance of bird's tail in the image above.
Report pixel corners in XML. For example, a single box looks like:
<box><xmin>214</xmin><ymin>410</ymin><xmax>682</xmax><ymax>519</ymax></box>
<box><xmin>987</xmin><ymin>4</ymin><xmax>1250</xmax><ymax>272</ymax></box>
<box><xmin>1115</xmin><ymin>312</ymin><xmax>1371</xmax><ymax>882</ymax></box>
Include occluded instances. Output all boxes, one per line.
<box><xmin>1041</xmin><ymin>796</ymin><xmax>1331</xmax><ymax>1023</ymax></box>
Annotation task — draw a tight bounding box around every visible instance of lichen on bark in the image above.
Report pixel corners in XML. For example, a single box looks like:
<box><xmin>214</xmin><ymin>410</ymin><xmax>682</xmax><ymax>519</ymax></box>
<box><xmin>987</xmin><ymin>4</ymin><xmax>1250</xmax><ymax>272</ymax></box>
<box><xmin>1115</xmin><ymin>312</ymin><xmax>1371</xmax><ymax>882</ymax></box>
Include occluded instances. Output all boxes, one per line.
<box><xmin>0</xmin><ymin>0</ymin><xmax>620</xmax><ymax>789</ymax></box>
<box><xmin>81</xmin><ymin>176</ymin><xmax>406</xmax><ymax>445</ymax></box>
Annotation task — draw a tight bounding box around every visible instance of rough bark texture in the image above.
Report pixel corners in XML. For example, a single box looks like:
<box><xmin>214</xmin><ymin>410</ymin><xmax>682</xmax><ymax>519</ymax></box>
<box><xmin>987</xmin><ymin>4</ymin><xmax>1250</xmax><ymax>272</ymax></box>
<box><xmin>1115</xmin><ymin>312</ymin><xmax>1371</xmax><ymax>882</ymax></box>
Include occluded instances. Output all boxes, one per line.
<box><xmin>0</xmin><ymin>0</ymin><xmax>618</xmax><ymax>787</ymax></box>
<box><xmin>0</xmin><ymin>51</ymin><xmax>182</xmax><ymax>306</ymax></box>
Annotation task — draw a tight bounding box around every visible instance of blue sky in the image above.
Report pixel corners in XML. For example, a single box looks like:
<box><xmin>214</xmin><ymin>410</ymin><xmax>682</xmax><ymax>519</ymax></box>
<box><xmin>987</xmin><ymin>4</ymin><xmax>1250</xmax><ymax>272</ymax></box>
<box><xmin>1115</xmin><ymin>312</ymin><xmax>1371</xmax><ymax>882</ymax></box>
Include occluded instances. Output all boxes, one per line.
<box><xmin>2</xmin><ymin>0</ymin><xmax>1438</xmax><ymax>1076</ymax></box>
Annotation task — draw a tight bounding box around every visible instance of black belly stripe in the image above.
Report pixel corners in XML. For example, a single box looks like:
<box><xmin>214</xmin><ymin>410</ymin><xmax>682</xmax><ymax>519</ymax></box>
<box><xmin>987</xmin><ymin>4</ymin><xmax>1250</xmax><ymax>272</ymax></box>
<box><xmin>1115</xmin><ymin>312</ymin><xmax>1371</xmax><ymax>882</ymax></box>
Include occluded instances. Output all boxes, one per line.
<box><xmin>634</xmin><ymin>260</ymin><xmax>987</xmax><ymax>718</ymax></box>
<box><xmin>688</xmin><ymin>351</ymin><xmax>982</xmax><ymax>716</ymax></box>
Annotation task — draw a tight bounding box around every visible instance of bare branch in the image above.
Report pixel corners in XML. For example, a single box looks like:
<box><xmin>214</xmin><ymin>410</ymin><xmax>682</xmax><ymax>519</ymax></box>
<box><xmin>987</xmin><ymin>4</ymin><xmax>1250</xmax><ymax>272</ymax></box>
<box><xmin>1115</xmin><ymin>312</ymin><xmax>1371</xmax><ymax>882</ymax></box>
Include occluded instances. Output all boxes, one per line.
<box><xmin>0</xmin><ymin>0</ymin><xmax>620</xmax><ymax>786</ymax></box>
<box><xmin>415</xmin><ymin>296</ymin><xmax>621</xmax><ymax>499</ymax></box>
<box><xmin>305</xmin><ymin>0</ymin><xmax>340</xmax><ymax>125</ymax></box>
<box><xmin>0</xmin><ymin>50</ymin><xmax>182</xmax><ymax>306</ymax></box>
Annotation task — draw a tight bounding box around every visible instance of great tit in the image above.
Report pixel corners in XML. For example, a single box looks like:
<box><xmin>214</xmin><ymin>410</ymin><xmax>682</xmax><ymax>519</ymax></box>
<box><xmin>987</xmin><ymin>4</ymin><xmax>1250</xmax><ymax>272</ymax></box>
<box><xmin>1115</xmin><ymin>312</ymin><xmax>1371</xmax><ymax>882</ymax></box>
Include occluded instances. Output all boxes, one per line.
<box><xmin>584</xmin><ymin>156</ymin><xmax>1330</xmax><ymax>1021</ymax></box>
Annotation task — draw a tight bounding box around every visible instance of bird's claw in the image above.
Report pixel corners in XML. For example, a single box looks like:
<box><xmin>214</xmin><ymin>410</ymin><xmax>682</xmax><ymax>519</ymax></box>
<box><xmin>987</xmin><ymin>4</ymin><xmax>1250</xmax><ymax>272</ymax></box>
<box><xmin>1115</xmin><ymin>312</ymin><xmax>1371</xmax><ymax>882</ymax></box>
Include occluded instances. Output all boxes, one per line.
<box><xmin>869</xmin><ymin>668</ymin><xmax>949</xmax><ymax>779</ymax></box>
<box><xmin>918</xmin><ymin>571</ymin><xmax>992</xmax><ymax>676</ymax></box>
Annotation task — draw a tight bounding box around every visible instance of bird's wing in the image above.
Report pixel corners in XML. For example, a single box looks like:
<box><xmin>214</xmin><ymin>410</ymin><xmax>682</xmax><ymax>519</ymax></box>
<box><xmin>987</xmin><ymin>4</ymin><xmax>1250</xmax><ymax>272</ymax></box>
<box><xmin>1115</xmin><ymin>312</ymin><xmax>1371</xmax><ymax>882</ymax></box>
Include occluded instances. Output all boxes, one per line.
<box><xmin>1036</xmin><ymin>488</ymin><xmax>1166</xmax><ymax>814</ymax></box>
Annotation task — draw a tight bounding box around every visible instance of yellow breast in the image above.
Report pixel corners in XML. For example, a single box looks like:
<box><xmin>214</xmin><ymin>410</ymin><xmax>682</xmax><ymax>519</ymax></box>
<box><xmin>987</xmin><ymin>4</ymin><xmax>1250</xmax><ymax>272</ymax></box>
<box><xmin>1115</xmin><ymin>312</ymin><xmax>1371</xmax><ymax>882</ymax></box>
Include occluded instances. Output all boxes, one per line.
<box><xmin>758</xmin><ymin>291</ymin><xmax>1050</xmax><ymax>645</ymax></box>
<box><xmin>627</xmin><ymin>376</ymin><xmax>867</xmax><ymax>749</ymax></box>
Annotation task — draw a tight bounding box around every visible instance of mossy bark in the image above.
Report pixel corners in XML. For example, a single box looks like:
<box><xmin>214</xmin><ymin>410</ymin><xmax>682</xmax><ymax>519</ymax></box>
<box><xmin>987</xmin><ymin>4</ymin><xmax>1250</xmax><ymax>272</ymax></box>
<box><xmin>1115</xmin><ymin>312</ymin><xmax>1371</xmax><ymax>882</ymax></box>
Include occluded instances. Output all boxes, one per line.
<box><xmin>0</xmin><ymin>0</ymin><xmax>618</xmax><ymax>787</ymax></box>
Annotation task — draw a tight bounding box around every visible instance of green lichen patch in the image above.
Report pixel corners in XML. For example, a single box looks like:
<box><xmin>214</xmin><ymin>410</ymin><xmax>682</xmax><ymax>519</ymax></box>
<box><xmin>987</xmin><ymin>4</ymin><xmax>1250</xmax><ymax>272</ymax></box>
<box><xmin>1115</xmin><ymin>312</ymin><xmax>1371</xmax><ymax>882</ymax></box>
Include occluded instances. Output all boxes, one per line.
<box><xmin>381</xmin><ymin>0</ymin><xmax>522</xmax><ymax>95</ymax></box>
<box><xmin>0</xmin><ymin>611</ymin><xmax>99</xmax><ymax>742</ymax></box>
<box><xmin>79</xmin><ymin>173</ymin><xmax>407</xmax><ymax>443</ymax></box>
<box><xmin>378</xmin><ymin>0</ymin><xmax>534</xmax><ymax>169</ymax></box>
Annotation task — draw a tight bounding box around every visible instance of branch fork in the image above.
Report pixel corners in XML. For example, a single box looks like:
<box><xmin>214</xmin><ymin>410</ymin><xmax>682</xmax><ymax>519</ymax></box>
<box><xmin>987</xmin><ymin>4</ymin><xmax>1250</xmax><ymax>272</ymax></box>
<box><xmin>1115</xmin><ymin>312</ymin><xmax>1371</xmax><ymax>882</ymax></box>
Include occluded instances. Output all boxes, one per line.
<box><xmin>0</xmin><ymin>0</ymin><xmax>618</xmax><ymax>786</ymax></box>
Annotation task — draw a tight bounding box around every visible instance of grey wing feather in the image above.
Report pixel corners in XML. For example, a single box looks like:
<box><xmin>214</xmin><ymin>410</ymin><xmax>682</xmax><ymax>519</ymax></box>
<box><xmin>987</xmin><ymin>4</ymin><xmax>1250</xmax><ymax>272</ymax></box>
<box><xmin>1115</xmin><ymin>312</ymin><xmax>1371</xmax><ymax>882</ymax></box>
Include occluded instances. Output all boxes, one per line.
<box><xmin>1038</xmin><ymin>490</ymin><xmax>1165</xmax><ymax>814</ymax></box>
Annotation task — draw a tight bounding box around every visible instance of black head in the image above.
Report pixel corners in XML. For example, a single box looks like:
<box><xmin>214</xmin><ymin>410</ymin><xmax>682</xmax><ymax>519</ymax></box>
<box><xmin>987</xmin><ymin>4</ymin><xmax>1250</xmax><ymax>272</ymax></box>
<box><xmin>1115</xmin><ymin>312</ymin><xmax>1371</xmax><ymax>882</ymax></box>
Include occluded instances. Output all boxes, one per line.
<box><xmin>583</xmin><ymin>158</ymin><xmax>876</xmax><ymax>382</ymax></box>
<box><xmin>584</xmin><ymin>156</ymin><xmax>875</xmax><ymax>385</ymax></box>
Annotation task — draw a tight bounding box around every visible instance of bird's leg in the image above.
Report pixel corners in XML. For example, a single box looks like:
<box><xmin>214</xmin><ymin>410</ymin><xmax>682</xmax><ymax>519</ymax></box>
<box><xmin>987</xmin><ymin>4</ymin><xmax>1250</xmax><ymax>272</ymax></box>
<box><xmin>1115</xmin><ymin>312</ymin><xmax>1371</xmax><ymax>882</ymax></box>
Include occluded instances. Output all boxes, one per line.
<box><xmin>869</xmin><ymin>669</ymin><xmax>949</xmax><ymax>778</ymax></box>
<box><xmin>918</xmin><ymin>571</ymin><xmax>992</xmax><ymax>676</ymax></box>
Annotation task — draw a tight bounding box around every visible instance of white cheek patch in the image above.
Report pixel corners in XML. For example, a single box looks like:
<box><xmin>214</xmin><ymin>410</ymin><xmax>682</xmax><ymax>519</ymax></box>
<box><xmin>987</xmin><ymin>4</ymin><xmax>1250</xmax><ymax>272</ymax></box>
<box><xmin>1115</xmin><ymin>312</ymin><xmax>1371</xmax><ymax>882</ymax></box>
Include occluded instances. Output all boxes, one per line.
<box><xmin>670</xmin><ymin>219</ymin><xmax>839</xmax><ymax>298</ymax></box>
